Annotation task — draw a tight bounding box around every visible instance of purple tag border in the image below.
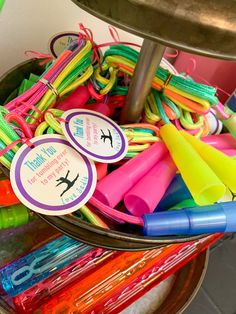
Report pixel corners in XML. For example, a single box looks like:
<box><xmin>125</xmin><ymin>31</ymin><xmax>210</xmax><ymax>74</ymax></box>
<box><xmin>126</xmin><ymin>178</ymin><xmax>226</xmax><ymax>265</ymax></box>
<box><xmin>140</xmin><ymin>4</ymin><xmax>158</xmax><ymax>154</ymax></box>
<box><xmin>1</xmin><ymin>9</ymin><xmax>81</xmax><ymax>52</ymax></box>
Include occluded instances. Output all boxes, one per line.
<box><xmin>64</xmin><ymin>111</ymin><xmax>127</xmax><ymax>161</ymax></box>
<box><xmin>49</xmin><ymin>32</ymin><xmax>79</xmax><ymax>58</ymax></box>
<box><xmin>14</xmin><ymin>137</ymin><xmax>94</xmax><ymax>211</ymax></box>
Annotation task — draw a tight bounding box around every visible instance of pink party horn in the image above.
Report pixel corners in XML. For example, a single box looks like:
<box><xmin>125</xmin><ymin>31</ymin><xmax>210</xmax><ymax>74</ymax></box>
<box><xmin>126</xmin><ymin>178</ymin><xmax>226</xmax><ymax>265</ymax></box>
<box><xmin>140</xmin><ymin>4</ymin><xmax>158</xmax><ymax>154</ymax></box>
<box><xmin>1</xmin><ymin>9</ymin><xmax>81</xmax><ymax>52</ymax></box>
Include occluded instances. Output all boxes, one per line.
<box><xmin>56</xmin><ymin>86</ymin><xmax>90</xmax><ymax>111</ymax></box>
<box><xmin>93</xmin><ymin>142</ymin><xmax>168</xmax><ymax>208</ymax></box>
<box><xmin>124</xmin><ymin>155</ymin><xmax>177</xmax><ymax>216</ymax></box>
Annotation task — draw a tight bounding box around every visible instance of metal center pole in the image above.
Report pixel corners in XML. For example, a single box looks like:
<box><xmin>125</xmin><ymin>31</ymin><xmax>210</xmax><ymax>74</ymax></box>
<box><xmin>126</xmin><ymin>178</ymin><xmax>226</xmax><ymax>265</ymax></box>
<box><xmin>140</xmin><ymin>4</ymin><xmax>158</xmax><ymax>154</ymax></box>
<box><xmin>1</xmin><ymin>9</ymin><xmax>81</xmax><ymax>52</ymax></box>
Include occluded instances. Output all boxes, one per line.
<box><xmin>120</xmin><ymin>39</ymin><xmax>165</xmax><ymax>123</ymax></box>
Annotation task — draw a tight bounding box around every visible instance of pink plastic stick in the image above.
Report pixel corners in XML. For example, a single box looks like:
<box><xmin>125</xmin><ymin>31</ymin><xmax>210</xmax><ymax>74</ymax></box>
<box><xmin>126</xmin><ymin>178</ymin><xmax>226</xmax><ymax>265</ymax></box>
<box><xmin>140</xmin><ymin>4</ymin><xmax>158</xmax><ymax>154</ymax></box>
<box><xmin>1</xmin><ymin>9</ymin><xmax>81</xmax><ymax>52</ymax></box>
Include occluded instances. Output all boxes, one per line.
<box><xmin>124</xmin><ymin>155</ymin><xmax>177</xmax><ymax>216</ymax></box>
<box><xmin>202</xmin><ymin>133</ymin><xmax>236</xmax><ymax>150</ymax></box>
<box><xmin>56</xmin><ymin>86</ymin><xmax>90</xmax><ymax>111</ymax></box>
<box><xmin>93</xmin><ymin>142</ymin><xmax>168</xmax><ymax>208</ymax></box>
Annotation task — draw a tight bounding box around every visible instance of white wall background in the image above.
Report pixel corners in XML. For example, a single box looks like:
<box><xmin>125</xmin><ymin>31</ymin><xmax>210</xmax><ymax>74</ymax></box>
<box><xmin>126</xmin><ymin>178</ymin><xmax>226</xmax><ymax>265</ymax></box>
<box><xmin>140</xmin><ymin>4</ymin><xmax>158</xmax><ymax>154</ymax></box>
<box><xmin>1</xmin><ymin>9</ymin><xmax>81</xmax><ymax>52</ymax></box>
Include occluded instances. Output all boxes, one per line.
<box><xmin>0</xmin><ymin>0</ymin><xmax>143</xmax><ymax>75</ymax></box>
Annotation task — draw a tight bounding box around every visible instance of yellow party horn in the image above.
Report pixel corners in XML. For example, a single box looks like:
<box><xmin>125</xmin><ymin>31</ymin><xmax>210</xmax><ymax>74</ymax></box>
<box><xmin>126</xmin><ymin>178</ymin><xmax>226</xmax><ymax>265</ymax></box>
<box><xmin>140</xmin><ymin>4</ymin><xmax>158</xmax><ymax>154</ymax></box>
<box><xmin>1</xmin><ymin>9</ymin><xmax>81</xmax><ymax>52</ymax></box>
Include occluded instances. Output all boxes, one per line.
<box><xmin>181</xmin><ymin>130</ymin><xmax>236</xmax><ymax>193</ymax></box>
<box><xmin>160</xmin><ymin>124</ymin><xmax>226</xmax><ymax>205</ymax></box>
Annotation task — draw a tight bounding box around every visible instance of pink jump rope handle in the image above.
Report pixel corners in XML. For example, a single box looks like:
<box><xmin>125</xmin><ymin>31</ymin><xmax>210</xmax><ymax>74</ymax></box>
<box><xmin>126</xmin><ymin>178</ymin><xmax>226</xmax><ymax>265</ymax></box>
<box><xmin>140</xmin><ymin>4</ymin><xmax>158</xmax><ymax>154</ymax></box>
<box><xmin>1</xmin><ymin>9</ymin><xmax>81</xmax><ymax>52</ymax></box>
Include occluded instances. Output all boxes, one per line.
<box><xmin>56</xmin><ymin>86</ymin><xmax>90</xmax><ymax>111</ymax></box>
<box><xmin>124</xmin><ymin>155</ymin><xmax>177</xmax><ymax>216</ymax></box>
<box><xmin>222</xmin><ymin>149</ymin><xmax>236</xmax><ymax>156</ymax></box>
<box><xmin>96</xmin><ymin>163</ymin><xmax>108</xmax><ymax>181</ymax></box>
<box><xmin>57</xmin><ymin>86</ymin><xmax>111</xmax><ymax>116</ymax></box>
<box><xmin>202</xmin><ymin>133</ymin><xmax>236</xmax><ymax>150</ymax></box>
<box><xmin>93</xmin><ymin>142</ymin><xmax>168</xmax><ymax>208</ymax></box>
<box><xmin>87</xmin><ymin>103</ymin><xmax>111</xmax><ymax>117</ymax></box>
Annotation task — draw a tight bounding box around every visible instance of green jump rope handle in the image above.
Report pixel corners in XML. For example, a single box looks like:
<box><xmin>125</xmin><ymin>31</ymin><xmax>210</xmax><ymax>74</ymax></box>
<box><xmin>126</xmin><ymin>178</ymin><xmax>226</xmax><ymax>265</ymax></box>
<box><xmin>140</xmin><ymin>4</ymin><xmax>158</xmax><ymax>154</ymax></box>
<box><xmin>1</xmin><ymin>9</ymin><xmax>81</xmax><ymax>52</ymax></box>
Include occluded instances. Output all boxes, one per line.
<box><xmin>0</xmin><ymin>204</ymin><xmax>30</xmax><ymax>229</ymax></box>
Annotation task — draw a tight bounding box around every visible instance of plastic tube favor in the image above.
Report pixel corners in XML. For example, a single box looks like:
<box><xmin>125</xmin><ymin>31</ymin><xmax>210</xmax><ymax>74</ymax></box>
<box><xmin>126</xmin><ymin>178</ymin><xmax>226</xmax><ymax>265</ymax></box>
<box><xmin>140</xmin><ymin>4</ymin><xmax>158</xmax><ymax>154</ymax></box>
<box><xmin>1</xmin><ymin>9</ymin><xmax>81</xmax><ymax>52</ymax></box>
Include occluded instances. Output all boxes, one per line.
<box><xmin>0</xmin><ymin>179</ymin><xmax>20</xmax><ymax>206</ymax></box>
<box><xmin>181</xmin><ymin>130</ymin><xmax>236</xmax><ymax>193</ymax></box>
<box><xmin>202</xmin><ymin>133</ymin><xmax>236</xmax><ymax>150</ymax></box>
<box><xmin>56</xmin><ymin>85</ymin><xmax>90</xmax><ymax>111</ymax></box>
<box><xmin>160</xmin><ymin>124</ymin><xmax>226</xmax><ymax>205</ymax></box>
<box><xmin>168</xmin><ymin>198</ymin><xmax>197</xmax><ymax>210</ymax></box>
<box><xmin>0</xmin><ymin>204</ymin><xmax>30</xmax><ymax>229</ymax></box>
<box><xmin>87</xmin><ymin>103</ymin><xmax>111</xmax><ymax>116</ymax></box>
<box><xmin>144</xmin><ymin>201</ymin><xmax>236</xmax><ymax>236</ymax></box>
<box><xmin>124</xmin><ymin>155</ymin><xmax>176</xmax><ymax>216</ymax></box>
<box><xmin>95</xmin><ymin>162</ymin><xmax>108</xmax><ymax>181</ymax></box>
<box><xmin>156</xmin><ymin>174</ymin><xmax>192</xmax><ymax>211</ymax></box>
<box><xmin>93</xmin><ymin>142</ymin><xmax>168</xmax><ymax>207</ymax></box>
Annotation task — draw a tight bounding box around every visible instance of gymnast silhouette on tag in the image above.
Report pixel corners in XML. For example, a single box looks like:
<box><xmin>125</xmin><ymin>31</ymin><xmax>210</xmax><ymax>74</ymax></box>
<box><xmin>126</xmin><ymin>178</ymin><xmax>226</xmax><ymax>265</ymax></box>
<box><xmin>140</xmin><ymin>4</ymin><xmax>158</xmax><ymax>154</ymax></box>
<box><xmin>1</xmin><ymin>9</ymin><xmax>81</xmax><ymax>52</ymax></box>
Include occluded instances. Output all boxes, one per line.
<box><xmin>230</xmin><ymin>190</ymin><xmax>236</xmax><ymax>201</ymax></box>
<box><xmin>100</xmin><ymin>129</ymin><xmax>113</xmax><ymax>148</ymax></box>
<box><xmin>56</xmin><ymin>170</ymin><xmax>79</xmax><ymax>197</ymax></box>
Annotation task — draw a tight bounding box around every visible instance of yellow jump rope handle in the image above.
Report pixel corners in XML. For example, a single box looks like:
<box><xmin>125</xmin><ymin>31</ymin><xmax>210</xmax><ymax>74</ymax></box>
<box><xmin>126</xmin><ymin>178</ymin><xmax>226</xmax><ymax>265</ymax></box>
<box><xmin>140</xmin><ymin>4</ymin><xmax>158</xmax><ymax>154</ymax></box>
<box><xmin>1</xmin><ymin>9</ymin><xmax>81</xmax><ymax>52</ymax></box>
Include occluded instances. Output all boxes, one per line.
<box><xmin>160</xmin><ymin>124</ymin><xmax>226</xmax><ymax>205</ymax></box>
<box><xmin>181</xmin><ymin>130</ymin><xmax>236</xmax><ymax>193</ymax></box>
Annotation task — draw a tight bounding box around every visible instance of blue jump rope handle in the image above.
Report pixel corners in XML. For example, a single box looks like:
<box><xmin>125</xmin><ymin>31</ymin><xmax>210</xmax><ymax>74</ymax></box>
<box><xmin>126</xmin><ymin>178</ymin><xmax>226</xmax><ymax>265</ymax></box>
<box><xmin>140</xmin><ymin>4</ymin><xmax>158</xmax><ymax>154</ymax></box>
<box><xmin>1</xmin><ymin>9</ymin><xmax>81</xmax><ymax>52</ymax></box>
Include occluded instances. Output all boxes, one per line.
<box><xmin>144</xmin><ymin>202</ymin><xmax>236</xmax><ymax>236</ymax></box>
<box><xmin>156</xmin><ymin>174</ymin><xmax>191</xmax><ymax>211</ymax></box>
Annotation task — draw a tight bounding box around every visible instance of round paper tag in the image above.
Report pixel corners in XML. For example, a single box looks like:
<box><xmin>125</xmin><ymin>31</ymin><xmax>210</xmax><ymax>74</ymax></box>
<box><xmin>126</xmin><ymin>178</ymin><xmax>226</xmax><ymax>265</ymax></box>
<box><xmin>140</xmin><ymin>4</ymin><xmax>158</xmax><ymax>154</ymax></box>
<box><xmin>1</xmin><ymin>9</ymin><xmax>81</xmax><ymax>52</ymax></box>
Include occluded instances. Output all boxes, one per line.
<box><xmin>61</xmin><ymin>109</ymin><xmax>128</xmax><ymax>163</ymax></box>
<box><xmin>10</xmin><ymin>135</ymin><xmax>97</xmax><ymax>216</ymax></box>
<box><xmin>48</xmin><ymin>32</ymin><xmax>79</xmax><ymax>58</ymax></box>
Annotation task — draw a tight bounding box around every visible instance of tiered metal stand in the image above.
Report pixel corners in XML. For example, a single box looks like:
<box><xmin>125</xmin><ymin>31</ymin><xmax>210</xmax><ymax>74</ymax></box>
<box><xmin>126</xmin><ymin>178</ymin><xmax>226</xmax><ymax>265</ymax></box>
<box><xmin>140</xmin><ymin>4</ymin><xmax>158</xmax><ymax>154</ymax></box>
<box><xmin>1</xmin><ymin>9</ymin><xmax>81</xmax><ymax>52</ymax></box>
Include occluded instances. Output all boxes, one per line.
<box><xmin>1</xmin><ymin>1</ymin><xmax>236</xmax><ymax>249</ymax></box>
<box><xmin>72</xmin><ymin>0</ymin><xmax>236</xmax><ymax>123</ymax></box>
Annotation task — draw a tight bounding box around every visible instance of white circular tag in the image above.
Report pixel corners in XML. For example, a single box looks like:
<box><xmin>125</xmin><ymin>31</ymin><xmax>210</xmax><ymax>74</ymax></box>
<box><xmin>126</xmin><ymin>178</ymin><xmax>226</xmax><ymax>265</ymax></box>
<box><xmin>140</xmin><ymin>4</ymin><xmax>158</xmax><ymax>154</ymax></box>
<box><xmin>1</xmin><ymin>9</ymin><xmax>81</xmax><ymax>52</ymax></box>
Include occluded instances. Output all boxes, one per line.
<box><xmin>10</xmin><ymin>135</ymin><xmax>97</xmax><ymax>216</ymax></box>
<box><xmin>48</xmin><ymin>32</ymin><xmax>79</xmax><ymax>58</ymax></box>
<box><xmin>60</xmin><ymin>109</ymin><xmax>128</xmax><ymax>163</ymax></box>
<box><xmin>205</xmin><ymin>109</ymin><xmax>223</xmax><ymax>135</ymax></box>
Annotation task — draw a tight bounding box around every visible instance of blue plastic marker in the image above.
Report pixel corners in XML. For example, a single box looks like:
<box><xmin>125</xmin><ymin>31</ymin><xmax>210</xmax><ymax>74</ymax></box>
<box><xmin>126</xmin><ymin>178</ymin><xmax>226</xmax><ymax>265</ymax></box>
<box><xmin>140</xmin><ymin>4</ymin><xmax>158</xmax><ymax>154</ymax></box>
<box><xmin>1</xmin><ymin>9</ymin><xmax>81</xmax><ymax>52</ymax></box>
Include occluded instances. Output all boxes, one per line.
<box><xmin>156</xmin><ymin>174</ymin><xmax>192</xmax><ymax>211</ymax></box>
<box><xmin>144</xmin><ymin>201</ymin><xmax>236</xmax><ymax>236</ymax></box>
<box><xmin>0</xmin><ymin>235</ymin><xmax>92</xmax><ymax>296</ymax></box>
